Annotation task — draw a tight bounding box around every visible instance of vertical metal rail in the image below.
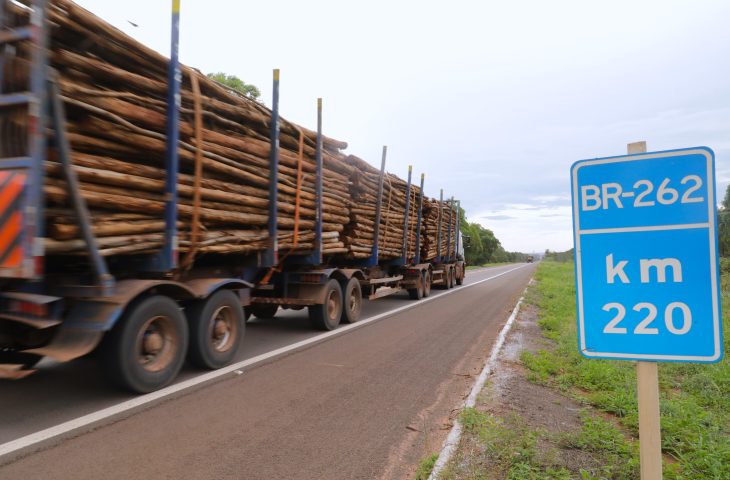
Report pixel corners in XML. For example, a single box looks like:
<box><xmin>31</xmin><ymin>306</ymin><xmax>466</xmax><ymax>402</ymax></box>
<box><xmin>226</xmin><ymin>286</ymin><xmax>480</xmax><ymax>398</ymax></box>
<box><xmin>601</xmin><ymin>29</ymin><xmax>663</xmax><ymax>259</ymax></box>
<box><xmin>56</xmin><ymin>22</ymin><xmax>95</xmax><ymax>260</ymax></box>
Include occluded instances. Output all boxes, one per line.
<box><xmin>49</xmin><ymin>79</ymin><xmax>113</xmax><ymax>290</ymax></box>
<box><xmin>400</xmin><ymin>165</ymin><xmax>412</xmax><ymax>264</ymax></box>
<box><xmin>27</xmin><ymin>0</ymin><xmax>48</xmax><ymax>277</ymax></box>
<box><xmin>436</xmin><ymin>189</ymin><xmax>443</xmax><ymax>262</ymax></box>
<box><xmin>265</xmin><ymin>69</ymin><xmax>280</xmax><ymax>267</ymax></box>
<box><xmin>313</xmin><ymin>97</ymin><xmax>323</xmax><ymax>265</ymax></box>
<box><xmin>455</xmin><ymin>199</ymin><xmax>461</xmax><ymax>259</ymax></box>
<box><xmin>413</xmin><ymin>173</ymin><xmax>424</xmax><ymax>264</ymax></box>
<box><xmin>446</xmin><ymin>197</ymin><xmax>454</xmax><ymax>262</ymax></box>
<box><xmin>367</xmin><ymin>146</ymin><xmax>387</xmax><ymax>267</ymax></box>
<box><xmin>160</xmin><ymin>0</ymin><xmax>181</xmax><ymax>272</ymax></box>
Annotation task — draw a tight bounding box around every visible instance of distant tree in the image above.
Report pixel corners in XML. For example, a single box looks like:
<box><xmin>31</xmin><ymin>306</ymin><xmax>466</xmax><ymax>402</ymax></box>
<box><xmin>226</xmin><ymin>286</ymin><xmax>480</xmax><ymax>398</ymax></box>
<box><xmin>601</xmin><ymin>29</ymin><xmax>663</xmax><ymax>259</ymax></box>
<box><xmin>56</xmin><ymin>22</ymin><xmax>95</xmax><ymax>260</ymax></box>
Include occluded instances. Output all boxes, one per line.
<box><xmin>719</xmin><ymin>184</ymin><xmax>730</xmax><ymax>256</ymax></box>
<box><xmin>207</xmin><ymin>72</ymin><xmax>261</xmax><ymax>101</ymax></box>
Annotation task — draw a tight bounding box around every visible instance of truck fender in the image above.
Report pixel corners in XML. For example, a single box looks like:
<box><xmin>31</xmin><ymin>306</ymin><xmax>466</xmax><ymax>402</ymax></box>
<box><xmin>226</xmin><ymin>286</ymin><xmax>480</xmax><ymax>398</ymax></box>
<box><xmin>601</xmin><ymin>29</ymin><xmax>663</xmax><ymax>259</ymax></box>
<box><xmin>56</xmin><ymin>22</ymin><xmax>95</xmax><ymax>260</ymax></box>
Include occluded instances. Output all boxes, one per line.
<box><xmin>183</xmin><ymin>278</ymin><xmax>253</xmax><ymax>306</ymax></box>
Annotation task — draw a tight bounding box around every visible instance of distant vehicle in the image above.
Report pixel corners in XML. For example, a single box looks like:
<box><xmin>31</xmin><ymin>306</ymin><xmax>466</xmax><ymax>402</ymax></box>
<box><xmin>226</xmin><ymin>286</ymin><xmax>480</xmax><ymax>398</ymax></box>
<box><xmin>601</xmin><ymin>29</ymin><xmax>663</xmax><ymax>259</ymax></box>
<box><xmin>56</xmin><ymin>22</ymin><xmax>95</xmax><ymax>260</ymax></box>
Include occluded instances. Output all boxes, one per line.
<box><xmin>526</xmin><ymin>256</ymin><xmax>534</xmax><ymax>263</ymax></box>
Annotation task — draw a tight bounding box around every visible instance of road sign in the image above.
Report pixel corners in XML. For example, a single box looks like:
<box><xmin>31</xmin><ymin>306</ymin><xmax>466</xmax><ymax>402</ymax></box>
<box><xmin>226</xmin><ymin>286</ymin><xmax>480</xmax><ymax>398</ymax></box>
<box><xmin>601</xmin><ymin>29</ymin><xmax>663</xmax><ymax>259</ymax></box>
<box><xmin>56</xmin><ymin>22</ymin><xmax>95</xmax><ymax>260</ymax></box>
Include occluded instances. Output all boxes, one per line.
<box><xmin>571</xmin><ymin>146</ymin><xmax>723</xmax><ymax>363</ymax></box>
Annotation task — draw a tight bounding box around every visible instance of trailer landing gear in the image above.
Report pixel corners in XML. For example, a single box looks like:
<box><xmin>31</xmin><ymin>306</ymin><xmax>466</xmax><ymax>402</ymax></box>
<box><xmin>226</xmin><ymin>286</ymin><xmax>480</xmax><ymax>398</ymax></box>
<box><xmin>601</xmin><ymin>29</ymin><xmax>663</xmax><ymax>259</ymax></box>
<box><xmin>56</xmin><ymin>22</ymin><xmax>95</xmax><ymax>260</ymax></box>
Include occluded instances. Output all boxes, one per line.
<box><xmin>249</xmin><ymin>303</ymin><xmax>279</xmax><ymax>320</ymax></box>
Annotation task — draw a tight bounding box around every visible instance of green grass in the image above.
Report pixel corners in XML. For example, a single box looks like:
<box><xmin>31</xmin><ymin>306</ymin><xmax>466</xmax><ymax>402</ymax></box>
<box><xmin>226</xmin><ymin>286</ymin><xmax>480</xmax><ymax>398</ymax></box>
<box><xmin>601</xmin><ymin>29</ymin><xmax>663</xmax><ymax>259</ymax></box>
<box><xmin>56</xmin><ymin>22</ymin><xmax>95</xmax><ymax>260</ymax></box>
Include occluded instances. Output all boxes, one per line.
<box><xmin>439</xmin><ymin>407</ymin><xmax>573</xmax><ymax>480</ymax></box>
<box><xmin>466</xmin><ymin>262</ymin><xmax>513</xmax><ymax>270</ymax></box>
<box><xmin>521</xmin><ymin>260</ymin><xmax>730</xmax><ymax>479</ymax></box>
<box><xmin>415</xmin><ymin>453</ymin><xmax>439</xmax><ymax>480</ymax></box>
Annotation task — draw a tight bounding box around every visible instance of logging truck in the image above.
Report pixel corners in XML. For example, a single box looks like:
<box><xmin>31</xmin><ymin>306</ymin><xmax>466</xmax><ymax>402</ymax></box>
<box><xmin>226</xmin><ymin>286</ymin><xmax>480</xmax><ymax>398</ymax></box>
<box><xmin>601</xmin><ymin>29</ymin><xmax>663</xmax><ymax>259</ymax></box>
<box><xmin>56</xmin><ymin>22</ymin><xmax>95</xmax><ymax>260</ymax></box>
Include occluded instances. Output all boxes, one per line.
<box><xmin>0</xmin><ymin>0</ymin><xmax>465</xmax><ymax>393</ymax></box>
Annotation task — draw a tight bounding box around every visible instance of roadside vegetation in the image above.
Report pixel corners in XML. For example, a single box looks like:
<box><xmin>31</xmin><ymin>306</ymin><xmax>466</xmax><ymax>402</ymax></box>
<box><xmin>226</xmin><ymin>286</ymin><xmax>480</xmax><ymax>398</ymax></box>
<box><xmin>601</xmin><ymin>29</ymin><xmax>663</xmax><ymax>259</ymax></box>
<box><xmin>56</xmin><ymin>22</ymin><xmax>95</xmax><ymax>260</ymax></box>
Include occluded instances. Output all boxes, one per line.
<box><xmin>519</xmin><ymin>260</ymin><xmax>730</xmax><ymax>479</ymax></box>
<box><xmin>432</xmin><ymin>258</ymin><xmax>729</xmax><ymax>479</ymax></box>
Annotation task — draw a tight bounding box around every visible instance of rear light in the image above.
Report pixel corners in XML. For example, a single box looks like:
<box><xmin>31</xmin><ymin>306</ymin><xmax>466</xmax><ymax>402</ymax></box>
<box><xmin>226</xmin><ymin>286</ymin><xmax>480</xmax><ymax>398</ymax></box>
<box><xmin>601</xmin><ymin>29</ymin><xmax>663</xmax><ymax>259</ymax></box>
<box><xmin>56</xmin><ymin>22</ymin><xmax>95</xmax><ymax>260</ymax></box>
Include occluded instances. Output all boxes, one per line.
<box><xmin>300</xmin><ymin>274</ymin><xmax>322</xmax><ymax>283</ymax></box>
<box><xmin>7</xmin><ymin>299</ymin><xmax>48</xmax><ymax>317</ymax></box>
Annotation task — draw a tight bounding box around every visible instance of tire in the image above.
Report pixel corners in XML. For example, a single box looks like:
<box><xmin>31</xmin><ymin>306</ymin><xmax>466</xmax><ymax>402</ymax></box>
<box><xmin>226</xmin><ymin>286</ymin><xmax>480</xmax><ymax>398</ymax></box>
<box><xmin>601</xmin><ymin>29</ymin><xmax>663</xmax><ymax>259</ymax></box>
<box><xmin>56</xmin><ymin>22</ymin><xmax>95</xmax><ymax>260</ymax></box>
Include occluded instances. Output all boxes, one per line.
<box><xmin>408</xmin><ymin>273</ymin><xmax>424</xmax><ymax>300</ymax></box>
<box><xmin>186</xmin><ymin>290</ymin><xmax>245</xmax><ymax>370</ymax></box>
<box><xmin>456</xmin><ymin>266</ymin><xmax>464</xmax><ymax>286</ymax></box>
<box><xmin>249</xmin><ymin>303</ymin><xmax>278</xmax><ymax>319</ymax></box>
<box><xmin>340</xmin><ymin>277</ymin><xmax>363</xmax><ymax>324</ymax></box>
<box><xmin>449</xmin><ymin>268</ymin><xmax>456</xmax><ymax>288</ymax></box>
<box><xmin>309</xmin><ymin>279</ymin><xmax>343</xmax><ymax>331</ymax></box>
<box><xmin>101</xmin><ymin>295</ymin><xmax>188</xmax><ymax>393</ymax></box>
<box><xmin>422</xmin><ymin>271</ymin><xmax>432</xmax><ymax>298</ymax></box>
<box><xmin>445</xmin><ymin>269</ymin><xmax>453</xmax><ymax>289</ymax></box>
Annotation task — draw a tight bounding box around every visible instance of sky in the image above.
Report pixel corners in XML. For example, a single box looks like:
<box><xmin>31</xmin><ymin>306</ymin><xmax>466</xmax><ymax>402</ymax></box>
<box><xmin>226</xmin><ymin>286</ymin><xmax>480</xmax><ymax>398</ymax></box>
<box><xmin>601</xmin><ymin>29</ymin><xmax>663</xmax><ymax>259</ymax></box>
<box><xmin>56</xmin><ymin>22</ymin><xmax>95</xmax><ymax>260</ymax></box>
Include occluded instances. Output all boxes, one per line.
<box><xmin>76</xmin><ymin>0</ymin><xmax>730</xmax><ymax>254</ymax></box>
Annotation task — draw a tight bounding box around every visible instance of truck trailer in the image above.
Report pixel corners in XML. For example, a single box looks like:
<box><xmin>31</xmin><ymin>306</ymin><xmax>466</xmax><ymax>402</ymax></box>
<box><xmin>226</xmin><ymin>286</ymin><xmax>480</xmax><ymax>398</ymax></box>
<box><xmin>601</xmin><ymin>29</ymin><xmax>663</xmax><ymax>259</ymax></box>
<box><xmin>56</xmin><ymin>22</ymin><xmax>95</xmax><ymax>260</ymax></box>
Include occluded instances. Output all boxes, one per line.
<box><xmin>0</xmin><ymin>0</ymin><xmax>465</xmax><ymax>392</ymax></box>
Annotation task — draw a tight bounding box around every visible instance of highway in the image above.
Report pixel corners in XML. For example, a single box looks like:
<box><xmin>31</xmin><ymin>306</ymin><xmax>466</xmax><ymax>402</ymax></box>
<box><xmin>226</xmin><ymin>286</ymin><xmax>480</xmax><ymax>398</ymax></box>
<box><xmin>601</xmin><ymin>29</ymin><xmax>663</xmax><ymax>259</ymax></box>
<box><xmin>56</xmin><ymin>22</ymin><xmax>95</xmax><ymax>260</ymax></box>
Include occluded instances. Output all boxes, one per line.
<box><xmin>0</xmin><ymin>263</ymin><xmax>535</xmax><ymax>479</ymax></box>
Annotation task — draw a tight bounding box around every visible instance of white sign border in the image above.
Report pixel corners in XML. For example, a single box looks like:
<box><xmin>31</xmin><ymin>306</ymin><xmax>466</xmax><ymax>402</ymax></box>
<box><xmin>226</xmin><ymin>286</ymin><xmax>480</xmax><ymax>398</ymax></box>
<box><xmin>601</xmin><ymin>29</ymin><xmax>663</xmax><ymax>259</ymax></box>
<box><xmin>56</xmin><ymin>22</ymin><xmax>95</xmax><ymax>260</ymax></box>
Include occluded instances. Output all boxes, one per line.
<box><xmin>571</xmin><ymin>147</ymin><xmax>722</xmax><ymax>362</ymax></box>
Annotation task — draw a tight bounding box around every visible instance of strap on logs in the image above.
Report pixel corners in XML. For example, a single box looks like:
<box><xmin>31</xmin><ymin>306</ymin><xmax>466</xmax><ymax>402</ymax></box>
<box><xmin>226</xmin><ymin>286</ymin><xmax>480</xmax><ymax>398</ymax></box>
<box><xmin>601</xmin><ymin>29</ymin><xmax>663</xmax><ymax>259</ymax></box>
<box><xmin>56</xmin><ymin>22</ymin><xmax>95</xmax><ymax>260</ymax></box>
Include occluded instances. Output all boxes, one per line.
<box><xmin>180</xmin><ymin>71</ymin><xmax>204</xmax><ymax>272</ymax></box>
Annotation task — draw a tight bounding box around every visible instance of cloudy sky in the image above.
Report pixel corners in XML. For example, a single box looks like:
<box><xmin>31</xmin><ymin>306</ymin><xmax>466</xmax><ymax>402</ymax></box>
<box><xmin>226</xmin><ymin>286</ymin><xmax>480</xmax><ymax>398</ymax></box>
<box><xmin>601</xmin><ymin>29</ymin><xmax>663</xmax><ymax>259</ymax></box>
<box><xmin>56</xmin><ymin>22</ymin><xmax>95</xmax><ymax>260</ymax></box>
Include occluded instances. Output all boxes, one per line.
<box><xmin>77</xmin><ymin>0</ymin><xmax>730</xmax><ymax>254</ymax></box>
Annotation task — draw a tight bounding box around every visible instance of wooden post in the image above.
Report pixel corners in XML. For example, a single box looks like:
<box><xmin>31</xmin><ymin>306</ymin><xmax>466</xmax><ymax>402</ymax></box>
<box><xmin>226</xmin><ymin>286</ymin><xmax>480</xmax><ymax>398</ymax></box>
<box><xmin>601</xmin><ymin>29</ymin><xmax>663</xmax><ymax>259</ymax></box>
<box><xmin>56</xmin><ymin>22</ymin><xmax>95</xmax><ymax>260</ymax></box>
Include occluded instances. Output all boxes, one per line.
<box><xmin>628</xmin><ymin>140</ymin><xmax>662</xmax><ymax>480</ymax></box>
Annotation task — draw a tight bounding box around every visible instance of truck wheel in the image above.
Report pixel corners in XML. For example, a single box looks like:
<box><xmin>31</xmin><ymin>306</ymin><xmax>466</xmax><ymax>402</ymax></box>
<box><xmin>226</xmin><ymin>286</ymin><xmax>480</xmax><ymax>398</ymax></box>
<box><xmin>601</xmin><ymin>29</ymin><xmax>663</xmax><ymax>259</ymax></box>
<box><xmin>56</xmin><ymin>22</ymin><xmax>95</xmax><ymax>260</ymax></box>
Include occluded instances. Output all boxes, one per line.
<box><xmin>186</xmin><ymin>290</ymin><xmax>244</xmax><ymax>370</ymax></box>
<box><xmin>423</xmin><ymin>271</ymin><xmax>432</xmax><ymax>298</ymax></box>
<box><xmin>456</xmin><ymin>267</ymin><xmax>464</xmax><ymax>286</ymax></box>
<box><xmin>445</xmin><ymin>269</ymin><xmax>453</xmax><ymax>289</ymax></box>
<box><xmin>101</xmin><ymin>295</ymin><xmax>188</xmax><ymax>393</ymax></box>
<box><xmin>249</xmin><ymin>303</ymin><xmax>278</xmax><ymax>319</ymax></box>
<box><xmin>408</xmin><ymin>274</ymin><xmax>424</xmax><ymax>300</ymax></box>
<box><xmin>340</xmin><ymin>277</ymin><xmax>362</xmax><ymax>324</ymax></box>
<box><xmin>309</xmin><ymin>279</ymin><xmax>342</xmax><ymax>331</ymax></box>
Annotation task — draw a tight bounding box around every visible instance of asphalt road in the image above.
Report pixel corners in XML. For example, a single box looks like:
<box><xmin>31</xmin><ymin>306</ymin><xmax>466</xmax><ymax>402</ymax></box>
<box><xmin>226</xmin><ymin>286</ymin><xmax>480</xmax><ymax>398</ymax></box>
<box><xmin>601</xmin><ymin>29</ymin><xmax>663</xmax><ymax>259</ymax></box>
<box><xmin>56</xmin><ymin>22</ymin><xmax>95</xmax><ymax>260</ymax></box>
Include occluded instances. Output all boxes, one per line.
<box><xmin>0</xmin><ymin>263</ymin><xmax>535</xmax><ymax>479</ymax></box>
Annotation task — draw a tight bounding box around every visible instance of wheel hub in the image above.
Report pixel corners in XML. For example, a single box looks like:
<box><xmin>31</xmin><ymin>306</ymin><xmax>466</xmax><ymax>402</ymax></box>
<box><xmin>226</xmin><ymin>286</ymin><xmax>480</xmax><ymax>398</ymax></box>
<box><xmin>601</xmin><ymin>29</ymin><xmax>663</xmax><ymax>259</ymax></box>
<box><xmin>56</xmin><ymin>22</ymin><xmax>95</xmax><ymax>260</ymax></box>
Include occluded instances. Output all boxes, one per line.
<box><xmin>143</xmin><ymin>332</ymin><xmax>164</xmax><ymax>355</ymax></box>
<box><xmin>210</xmin><ymin>306</ymin><xmax>235</xmax><ymax>352</ymax></box>
<box><xmin>137</xmin><ymin>315</ymin><xmax>176</xmax><ymax>373</ymax></box>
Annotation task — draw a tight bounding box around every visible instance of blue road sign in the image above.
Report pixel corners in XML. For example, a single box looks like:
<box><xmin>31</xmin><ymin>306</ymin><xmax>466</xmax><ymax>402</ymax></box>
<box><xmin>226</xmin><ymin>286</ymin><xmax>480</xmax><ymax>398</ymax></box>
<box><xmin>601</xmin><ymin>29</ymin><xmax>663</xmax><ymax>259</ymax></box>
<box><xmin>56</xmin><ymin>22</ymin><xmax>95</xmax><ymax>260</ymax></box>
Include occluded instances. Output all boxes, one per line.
<box><xmin>571</xmin><ymin>147</ymin><xmax>723</xmax><ymax>363</ymax></box>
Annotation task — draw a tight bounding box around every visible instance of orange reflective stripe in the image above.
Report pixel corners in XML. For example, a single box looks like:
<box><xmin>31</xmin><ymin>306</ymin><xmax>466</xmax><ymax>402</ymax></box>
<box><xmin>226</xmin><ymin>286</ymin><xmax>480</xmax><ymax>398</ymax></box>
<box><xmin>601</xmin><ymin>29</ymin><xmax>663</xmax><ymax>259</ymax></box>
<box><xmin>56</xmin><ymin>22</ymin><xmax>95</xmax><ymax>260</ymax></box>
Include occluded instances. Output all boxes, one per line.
<box><xmin>1</xmin><ymin>245</ymin><xmax>22</xmax><ymax>268</ymax></box>
<box><xmin>0</xmin><ymin>173</ymin><xmax>24</xmax><ymax>214</ymax></box>
<box><xmin>0</xmin><ymin>210</ymin><xmax>21</xmax><ymax>253</ymax></box>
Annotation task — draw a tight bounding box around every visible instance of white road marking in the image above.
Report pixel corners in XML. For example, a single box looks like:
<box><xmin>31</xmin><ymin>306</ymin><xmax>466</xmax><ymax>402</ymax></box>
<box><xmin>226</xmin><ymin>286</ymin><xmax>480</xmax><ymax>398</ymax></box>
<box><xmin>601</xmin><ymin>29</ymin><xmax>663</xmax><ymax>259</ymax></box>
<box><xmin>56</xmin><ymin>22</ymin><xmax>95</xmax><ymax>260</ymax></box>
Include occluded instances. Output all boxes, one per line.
<box><xmin>0</xmin><ymin>264</ymin><xmax>530</xmax><ymax>462</ymax></box>
<box><xmin>428</xmin><ymin>280</ymin><xmax>531</xmax><ymax>479</ymax></box>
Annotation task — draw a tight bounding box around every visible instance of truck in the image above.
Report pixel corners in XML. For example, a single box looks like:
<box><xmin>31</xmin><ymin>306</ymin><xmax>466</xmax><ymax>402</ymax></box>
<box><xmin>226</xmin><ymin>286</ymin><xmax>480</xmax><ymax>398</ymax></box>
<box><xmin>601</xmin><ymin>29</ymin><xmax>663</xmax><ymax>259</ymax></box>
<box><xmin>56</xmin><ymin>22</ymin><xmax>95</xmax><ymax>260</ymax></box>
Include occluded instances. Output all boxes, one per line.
<box><xmin>0</xmin><ymin>0</ymin><xmax>465</xmax><ymax>393</ymax></box>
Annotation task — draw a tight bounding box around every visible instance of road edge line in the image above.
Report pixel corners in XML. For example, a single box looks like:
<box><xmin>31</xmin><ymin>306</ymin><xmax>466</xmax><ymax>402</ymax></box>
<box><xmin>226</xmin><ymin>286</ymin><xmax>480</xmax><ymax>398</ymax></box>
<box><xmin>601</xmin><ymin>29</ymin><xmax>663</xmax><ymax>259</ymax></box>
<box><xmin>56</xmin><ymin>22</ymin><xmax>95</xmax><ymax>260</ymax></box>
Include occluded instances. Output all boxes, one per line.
<box><xmin>0</xmin><ymin>264</ymin><xmax>531</xmax><ymax>465</ymax></box>
<box><xmin>427</xmin><ymin>279</ymin><xmax>532</xmax><ymax>479</ymax></box>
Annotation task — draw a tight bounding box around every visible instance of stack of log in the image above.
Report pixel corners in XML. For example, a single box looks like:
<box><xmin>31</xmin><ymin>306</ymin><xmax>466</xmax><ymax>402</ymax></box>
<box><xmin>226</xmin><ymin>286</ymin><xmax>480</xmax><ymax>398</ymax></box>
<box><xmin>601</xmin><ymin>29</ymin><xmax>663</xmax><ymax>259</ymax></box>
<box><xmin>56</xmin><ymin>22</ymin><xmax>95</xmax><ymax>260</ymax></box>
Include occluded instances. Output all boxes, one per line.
<box><xmin>342</xmin><ymin>155</ymin><xmax>422</xmax><ymax>260</ymax></box>
<box><xmin>4</xmin><ymin>0</ymin><xmax>355</xmax><ymax>259</ymax></box>
<box><xmin>420</xmin><ymin>198</ymin><xmax>458</xmax><ymax>261</ymax></box>
<box><xmin>2</xmin><ymin>0</ymin><xmax>460</xmax><ymax>268</ymax></box>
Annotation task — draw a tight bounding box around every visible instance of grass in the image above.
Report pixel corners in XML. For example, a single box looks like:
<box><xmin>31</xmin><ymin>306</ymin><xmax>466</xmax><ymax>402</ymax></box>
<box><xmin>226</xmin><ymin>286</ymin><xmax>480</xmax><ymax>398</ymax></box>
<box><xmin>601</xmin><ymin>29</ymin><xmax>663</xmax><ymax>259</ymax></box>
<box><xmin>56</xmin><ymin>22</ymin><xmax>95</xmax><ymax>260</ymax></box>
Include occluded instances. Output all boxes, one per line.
<box><xmin>466</xmin><ymin>262</ymin><xmax>513</xmax><ymax>270</ymax></box>
<box><xmin>431</xmin><ymin>260</ymin><xmax>729</xmax><ymax>479</ymax></box>
<box><xmin>415</xmin><ymin>453</ymin><xmax>439</xmax><ymax>480</ymax></box>
<box><xmin>439</xmin><ymin>407</ymin><xmax>573</xmax><ymax>480</ymax></box>
<box><xmin>519</xmin><ymin>260</ymin><xmax>730</xmax><ymax>479</ymax></box>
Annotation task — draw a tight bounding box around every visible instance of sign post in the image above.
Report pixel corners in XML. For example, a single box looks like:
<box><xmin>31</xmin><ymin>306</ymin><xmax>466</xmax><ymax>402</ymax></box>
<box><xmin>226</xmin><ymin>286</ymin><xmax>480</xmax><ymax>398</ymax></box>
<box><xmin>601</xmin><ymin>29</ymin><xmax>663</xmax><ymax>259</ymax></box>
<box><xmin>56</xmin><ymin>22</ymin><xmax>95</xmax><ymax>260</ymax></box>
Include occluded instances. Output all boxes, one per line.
<box><xmin>571</xmin><ymin>143</ymin><xmax>723</xmax><ymax>479</ymax></box>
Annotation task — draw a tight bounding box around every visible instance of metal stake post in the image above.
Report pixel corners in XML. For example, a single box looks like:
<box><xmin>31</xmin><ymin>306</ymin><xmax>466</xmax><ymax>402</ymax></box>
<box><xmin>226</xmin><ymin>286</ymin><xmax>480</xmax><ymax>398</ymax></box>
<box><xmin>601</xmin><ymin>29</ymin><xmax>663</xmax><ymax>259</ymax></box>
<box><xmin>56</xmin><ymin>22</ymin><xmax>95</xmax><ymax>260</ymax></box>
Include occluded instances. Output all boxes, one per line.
<box><xmin>446</xmin><ymin>197</ymin><xmax>454</xmax><ymax>262</ymax></box>
<box><xmin>414</xmin><ymin>173</ymin><xmax>424</xmax><ymax>264</ymax></box>
<box><xmin>265</xmin><ymin>69</ymin><xmax>280</xmax><ymax>267</ymax></box>
<box><xmin>161</xmin><ymin>0</ymin><xmax>181</xmax><ymax>271</ymax></box>
<box><xmin>400</xmin><ymin>165</ymin><xmax>412</xmax><ymax>264</ymax></box>
<box><xmin>367</xmin><ymin>147</ymin><xmax>387</xmax><ymax>266</ymax></box>
<box><xmin>436</xmin><ymin>189</ymin><xmax>443</xmax><ymax>261</ymax></box>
